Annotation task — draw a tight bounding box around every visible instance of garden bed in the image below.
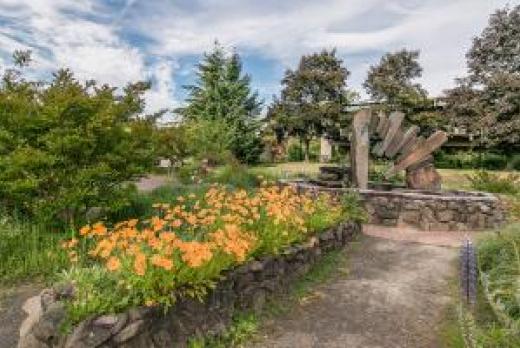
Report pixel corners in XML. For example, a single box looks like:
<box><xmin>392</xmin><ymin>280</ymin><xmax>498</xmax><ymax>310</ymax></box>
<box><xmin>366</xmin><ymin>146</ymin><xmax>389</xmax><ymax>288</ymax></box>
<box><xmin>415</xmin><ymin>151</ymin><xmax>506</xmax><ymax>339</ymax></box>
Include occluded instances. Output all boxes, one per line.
<box><xmin>19</xmin><ymin>222</ymin><xmax>360</xmax><ymax>348</ymax></box>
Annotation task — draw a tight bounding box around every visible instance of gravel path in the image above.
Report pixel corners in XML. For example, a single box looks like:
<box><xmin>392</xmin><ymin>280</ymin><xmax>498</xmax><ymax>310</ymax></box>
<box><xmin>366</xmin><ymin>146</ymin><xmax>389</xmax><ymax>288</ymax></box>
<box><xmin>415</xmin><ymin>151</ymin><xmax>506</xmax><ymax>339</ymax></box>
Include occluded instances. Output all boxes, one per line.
<box><xmin>252</xmin><ymin>234</ymin><xmax>458</xmax><ymax>348</ymax></box>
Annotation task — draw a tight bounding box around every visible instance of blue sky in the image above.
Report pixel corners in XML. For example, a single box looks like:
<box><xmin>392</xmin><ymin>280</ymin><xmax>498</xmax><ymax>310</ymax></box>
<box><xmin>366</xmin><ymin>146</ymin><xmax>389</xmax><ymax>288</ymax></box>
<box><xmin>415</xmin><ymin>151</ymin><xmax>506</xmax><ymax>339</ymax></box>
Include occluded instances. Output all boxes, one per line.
<box><xmin>0</xmin><ymin>0</ymin><xmax>513</xmax><ymax>117</ymax></box>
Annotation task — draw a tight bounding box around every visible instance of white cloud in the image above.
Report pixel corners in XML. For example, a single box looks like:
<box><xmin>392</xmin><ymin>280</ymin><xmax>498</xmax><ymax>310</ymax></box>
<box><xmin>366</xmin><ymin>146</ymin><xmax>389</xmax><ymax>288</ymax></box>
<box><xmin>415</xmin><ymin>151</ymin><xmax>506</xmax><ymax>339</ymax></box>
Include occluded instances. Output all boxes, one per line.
<box><xmin>0</xmin><ymin>0</ymin><xmax>512</xmax><ymax>110</ymax></box>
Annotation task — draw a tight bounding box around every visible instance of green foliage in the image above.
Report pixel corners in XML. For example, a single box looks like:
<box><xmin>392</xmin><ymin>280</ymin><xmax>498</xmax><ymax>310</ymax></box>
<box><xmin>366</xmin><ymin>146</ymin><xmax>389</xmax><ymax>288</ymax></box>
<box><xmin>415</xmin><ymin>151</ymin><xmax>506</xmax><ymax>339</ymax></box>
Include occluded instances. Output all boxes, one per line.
<box><xmin>268</xmin><ymin>49</ymin><xmax>352</xmax><ymax>161</ymax></box>
<box><xmin>178</xmin><ymin>43</ymin><xmax>264</xmax><ymax>164</ymax></box>
<box><xmin>0</xmin><ymin>213</ymin><xmax>69</xmax><ymax>283</ymax></box>
<box><xmin>185</xmin><ymin>119</ymin><xmax>234</xmax><ymax>164</ymax></box>
<box><xmin>209</xmin><ymin>164</ymin><xmax>260</xmax><ymax>189</ymax></box>
<box><xmin>340</xmin><ymin>192</ymin><xmax>368</xmax><ymax>224</ymax></box>
<box><xmin>363</xmin><ymin>49</ymin><xmax>429</xmax><ymax>115</ymax></box>
<box><xmin>467</xmin><ymin>171</ymin><xmax>520</xmax><ymax>194</ymax></box>
<box><xmin>444</xmin><ymin>5</ymin><xmax>520</xmax><ymax>149</ymax></box>
<box><xmin>188</xmin><ymin>314</ymin><xmax>259</xmax><ymax>348</ymax></box>
<box><xmin>0</xmin><ymin>61</ymin><xmax>156</xmax><ymax>224</ymax></box>
<box><xmin>435</xmin><ymin>151</ymin><xmax>509</xmax><ymax>170</ymax></box>
<box><xmin>154</xmin><ymin>124</ymin><xmax>190</xmax><ymax>165</ymax></box>
<box><xmin>477</xmin><ymin>224</ymin><xmax>520</xmax><ymax>341</ymax></box>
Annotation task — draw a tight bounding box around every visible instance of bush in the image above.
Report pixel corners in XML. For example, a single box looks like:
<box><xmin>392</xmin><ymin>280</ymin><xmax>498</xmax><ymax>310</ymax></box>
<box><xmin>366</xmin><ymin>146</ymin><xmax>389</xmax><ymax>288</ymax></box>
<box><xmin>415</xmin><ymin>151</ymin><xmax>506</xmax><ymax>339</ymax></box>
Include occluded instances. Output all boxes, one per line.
<box><xmin>209</xmin><ymin>164</ymin><xmax>260</xmax><ymax>189</ymax></box>
<box><xmin>287</xmin><ymin>142</ymin><xmax>304</xmax><ymax>162</ymax></box>
<box><xmin>435</xmin><ymin>151</ymin><xmax>508</xmax><ymax>170</ymax></box>
<box><xmin>58</xmin><ymin>185</ymin><xmax>362</xmax><ymax>323</ymax></box>
<box><xmin>467</xmin><ymin>171</ymin><xmax>520</xmax><ymax>194</ymax></box>
<box><xmin>0</xmin><ymin>68</ymin><xmax>156</xmax><ymax>225</ymax></box>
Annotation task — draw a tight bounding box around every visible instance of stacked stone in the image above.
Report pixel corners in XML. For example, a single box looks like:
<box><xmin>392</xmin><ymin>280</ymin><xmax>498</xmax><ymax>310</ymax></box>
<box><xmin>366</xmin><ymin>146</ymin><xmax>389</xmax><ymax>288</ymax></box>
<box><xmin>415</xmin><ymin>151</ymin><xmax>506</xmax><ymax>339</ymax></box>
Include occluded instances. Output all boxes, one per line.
<box><xmin>19</xmin><ymin>222</ymin><xmax>361</xmax><ymax>348</ymax></box>
<box><xmin>362</xmin><ymin>192</ymin><xmax>505</xmax><ymax>231</ymax></box>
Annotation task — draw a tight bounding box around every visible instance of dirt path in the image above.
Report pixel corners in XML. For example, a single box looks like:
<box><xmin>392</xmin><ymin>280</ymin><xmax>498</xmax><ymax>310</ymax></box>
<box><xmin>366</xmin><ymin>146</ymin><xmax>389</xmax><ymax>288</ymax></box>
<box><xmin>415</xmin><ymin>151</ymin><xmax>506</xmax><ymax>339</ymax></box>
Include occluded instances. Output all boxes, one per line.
<box><xmin>252</xmin><ymin>235</ymin><xmax>458</xmax><ymax>348</ymax></box>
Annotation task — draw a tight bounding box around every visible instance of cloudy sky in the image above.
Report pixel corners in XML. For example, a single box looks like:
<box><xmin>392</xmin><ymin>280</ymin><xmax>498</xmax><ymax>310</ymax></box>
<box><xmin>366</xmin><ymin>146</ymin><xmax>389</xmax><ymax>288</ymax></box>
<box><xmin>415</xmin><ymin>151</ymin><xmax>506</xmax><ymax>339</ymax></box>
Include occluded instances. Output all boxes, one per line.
<box><xmin>0</xmin><ymin>0</ymin><xmax>513</xmax><ymax>115</ymax></box>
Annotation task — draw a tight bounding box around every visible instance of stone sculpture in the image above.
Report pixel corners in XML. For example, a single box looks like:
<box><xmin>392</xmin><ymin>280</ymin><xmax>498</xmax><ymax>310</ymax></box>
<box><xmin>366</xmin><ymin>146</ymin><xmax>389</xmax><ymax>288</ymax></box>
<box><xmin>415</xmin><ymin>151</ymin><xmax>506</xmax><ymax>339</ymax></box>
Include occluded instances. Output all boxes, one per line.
<box><xmin>350</xmin><ymin>109</ymin><xmax>447</xmax><ymax>190</ymax></box>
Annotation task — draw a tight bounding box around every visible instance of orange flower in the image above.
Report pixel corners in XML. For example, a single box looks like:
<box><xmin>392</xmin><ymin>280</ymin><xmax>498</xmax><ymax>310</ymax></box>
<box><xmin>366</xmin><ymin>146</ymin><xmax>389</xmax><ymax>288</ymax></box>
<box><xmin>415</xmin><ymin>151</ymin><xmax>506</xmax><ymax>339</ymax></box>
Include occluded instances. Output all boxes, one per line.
<box><xmin>106</xmin><ymin>256</ymin><xmax>121</xmax><ymax>272</ymax></box>
<box><xmin>151</xmin><ymin>254</ymin><xmax>174</xmax><ymax>271</ymax></box>
<box><xmin>178</xmin><ymin>241</ymin><xmax>213</xmax><ymax>267</ymax></box>
<box><xmin>134</xmin><ymin>253</ymin><xmax>147</xmax><ymax>276</ymax></box>
<box><xmin>92</xmin><ymin>222</ymin><xmax>107</xmax><ymax>236</ymax></box>
<box><xmin>79</xmin><ymin>225</ymin><xmax>91</xmax><ymax>236</ymax></box>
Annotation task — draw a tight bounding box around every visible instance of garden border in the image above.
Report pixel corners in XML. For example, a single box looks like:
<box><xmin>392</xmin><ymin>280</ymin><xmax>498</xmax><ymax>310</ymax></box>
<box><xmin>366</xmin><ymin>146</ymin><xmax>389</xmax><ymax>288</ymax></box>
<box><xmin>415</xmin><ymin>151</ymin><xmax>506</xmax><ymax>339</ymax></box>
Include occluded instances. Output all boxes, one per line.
<box><xmin>18</xmin><ymin>221</ymin><xmax>361</xmax><ymax>348</ymax></box>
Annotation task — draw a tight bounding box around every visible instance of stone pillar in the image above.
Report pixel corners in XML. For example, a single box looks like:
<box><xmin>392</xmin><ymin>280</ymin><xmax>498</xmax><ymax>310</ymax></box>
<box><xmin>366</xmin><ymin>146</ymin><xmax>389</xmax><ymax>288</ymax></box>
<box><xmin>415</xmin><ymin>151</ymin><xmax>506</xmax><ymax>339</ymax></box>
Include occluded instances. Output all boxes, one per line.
<box><xmin>320</xmin><ymin>137</ymin><xmax>332</xmax><ymax>163</ymax></box>
<box><xmin>351</xmin><ymin>109</ymin><xmax>371</xmax><ymax>189</ymax></box>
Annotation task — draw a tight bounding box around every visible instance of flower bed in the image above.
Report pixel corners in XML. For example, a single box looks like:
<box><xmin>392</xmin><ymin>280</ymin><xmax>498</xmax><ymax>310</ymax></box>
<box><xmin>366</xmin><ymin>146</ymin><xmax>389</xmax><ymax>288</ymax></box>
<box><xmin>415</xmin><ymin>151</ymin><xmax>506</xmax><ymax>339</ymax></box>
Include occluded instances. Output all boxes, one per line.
<box><xmin>19</xmin><ymin>184</ymin><xmax>363</xmax><ymax>348</ymax></box>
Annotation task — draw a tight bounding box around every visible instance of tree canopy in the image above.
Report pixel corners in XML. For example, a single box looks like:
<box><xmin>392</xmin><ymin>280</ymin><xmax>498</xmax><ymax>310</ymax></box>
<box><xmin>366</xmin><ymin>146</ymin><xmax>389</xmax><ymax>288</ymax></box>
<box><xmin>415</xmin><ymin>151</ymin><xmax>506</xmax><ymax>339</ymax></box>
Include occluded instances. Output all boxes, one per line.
<box><xmin>445</xmin><ymin>5</ymin><xmax>520</xmax><ymax>149</ymax></box>
<box><xmin>268</xmin><ymin>49</ymin><xmax>351</xmax><ymax>161</ymax></box>
<box><xmin>363</xmin><ymin>49</ymin><xmax>428</xmax><ymax>112</ymax></box>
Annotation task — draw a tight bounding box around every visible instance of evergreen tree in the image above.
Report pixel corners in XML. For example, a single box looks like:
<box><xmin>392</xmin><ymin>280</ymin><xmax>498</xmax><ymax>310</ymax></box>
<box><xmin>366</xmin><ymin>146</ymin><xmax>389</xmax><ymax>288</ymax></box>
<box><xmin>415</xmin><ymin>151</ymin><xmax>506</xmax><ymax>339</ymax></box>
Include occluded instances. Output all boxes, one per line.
<box><xmin>178</xmin><ymin>43</ymin><xmax>263</xmax><ymax>164</ymax></box>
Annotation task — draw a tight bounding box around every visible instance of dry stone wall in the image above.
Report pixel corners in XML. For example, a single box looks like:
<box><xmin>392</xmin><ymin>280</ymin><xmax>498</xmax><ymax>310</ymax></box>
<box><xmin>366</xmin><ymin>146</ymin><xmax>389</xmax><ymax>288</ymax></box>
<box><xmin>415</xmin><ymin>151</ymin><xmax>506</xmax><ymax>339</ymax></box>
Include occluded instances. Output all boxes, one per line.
<box><xmin>18</xmin><ymin>222</ymin><xmax>361</xmax><ymax>348</ymax></box>
<box><xmin>289</xmin><ymin>182</ymin><xmax>505</xmax><ymax>231</ymax></box>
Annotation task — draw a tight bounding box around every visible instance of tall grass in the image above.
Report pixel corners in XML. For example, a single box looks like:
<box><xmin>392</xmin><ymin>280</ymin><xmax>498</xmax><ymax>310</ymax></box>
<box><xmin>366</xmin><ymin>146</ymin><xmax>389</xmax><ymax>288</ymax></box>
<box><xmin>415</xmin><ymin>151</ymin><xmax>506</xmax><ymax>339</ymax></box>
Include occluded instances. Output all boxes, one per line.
<box><xmin>0</xmin><ymin>214</ymin><xmax>69</xmax><ymax>284</ymax></box>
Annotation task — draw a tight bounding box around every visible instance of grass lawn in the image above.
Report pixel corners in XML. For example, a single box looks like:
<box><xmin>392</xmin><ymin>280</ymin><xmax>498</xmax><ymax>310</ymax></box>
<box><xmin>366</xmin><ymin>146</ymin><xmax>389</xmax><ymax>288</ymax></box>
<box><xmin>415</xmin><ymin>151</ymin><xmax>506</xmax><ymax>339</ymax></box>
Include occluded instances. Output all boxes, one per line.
<box><xmin>251</xmin><ymin>161</ymin><xmax>519</xmax><ymax>192</ymax></box>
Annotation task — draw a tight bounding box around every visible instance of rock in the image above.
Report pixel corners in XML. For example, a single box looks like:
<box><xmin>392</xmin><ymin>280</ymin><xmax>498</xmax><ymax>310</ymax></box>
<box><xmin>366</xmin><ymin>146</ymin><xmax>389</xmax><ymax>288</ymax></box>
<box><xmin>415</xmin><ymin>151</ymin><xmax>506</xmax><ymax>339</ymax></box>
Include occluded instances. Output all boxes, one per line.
<box><xmin>351</xmin><ymin>109</ymin><xmax>371</xmax><ymax>189</ymax></box>
<box><xmin>65</xmin><ymin>319</ymin><xmax>113</xmax><ymax>348</ymax></box>
<box><xmin>20</xmin><ymin>295</ymin><xmax>43</xmax><ymax>339</ymax></box>
<box><xmin>31</xmin><ymin>302</ymin><xmax>66</xmax><ymax>343</ymax></box>
<box><xmin>374</xmin><ymin>111</ymin><xmax>404</xmax><ymax>157</ymax></box>
<box><xmin>249</xmin><ymin>260</ymin><xmax>264</xmax><ymax>272</ymax></box>
<box><xmin>387</xmin><ymin>131</ymin><xmax>448</xmax><ymax>176</ymax></box>
<box><xmin>93</xmin><ymin>315</ymin><xmax>120</xmax><ymax>328</ymax></box>
<box><xmin>405</xmin><ymin>162</ymin><xmax>442</xmax><ymax>191</ymax></box>
<box><xmin>112</xmin><ymin>320</ymin><xmax>146</xmax><ymax>344</ymax></box>
<box><xmin>17</xmin><ymin>333</ymin><xmax>45</xmax><ymax>348</ymax></box>
<box><xmin>437</xmin><ymin>210</ymin><xmax>455</xmax><ymax>222</ymax></box>
<box><xmin>387</xmin><ymin>126</ymin><xmax>419</xmax><ymax>158</ymax></box>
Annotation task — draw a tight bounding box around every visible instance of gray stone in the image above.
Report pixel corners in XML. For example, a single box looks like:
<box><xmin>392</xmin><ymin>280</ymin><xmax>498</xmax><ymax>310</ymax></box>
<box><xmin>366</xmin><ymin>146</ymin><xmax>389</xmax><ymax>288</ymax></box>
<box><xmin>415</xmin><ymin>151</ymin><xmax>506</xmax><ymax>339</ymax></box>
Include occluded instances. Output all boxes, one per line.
<box><xmin>437</xmin><ymin>210</ymin><xmax>455</xmax><ymax>222</ymax></box>
<box><xmin>20</xmin><ymin>295</ymin><xmax>43</xmax><ymax>340</ymax></box>
<box><xmin>387</xmin><ymin>131</ymin><xmax>448</xmax><ymax>176</ymax></box>
<box><xmin>112</xmin><ymin>320</ymin><xmax>145</xmax><ymax>344</ymax></box>
<box><xmin>406</xmin><ymin>162</ymin><xmax>442</xmax><ymax>191</ymax></box>
<box><xmin>64</xmin><ymin>319</ymin><xmax>113</xmax><ymax>348</ymax></box>
<box><xmin>387</xmin><ymin>126</ymin><xmax>419</xmax><ymax>158</ymax></box>
<box><xmin>17</xmin><ymin>333</ymin><xmax>45</xmax><ymax>348</ymax></box>
<box><xmin>374</xmin><ymin>111</ymin><xmax>404</xmax><ymax>157</ymax></box>
<box><xmin>351</xmin><ymin>109</ymin><xmax>371</xmax><ymax>189</ymax></box>
<box><xmin>31</xmin><ymin>302</ymin><xmax>66</xmax><ymax>343</ymax></box>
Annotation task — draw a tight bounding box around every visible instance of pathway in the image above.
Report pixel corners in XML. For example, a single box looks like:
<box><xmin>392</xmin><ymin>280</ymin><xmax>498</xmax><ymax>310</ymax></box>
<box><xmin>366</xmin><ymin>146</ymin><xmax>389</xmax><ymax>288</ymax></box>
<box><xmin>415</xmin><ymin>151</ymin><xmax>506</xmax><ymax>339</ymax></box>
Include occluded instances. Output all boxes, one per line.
<box><xmin>252</xmin><ymin>230</ymin><xmax>459</xmax><ymax>348</ymax></box>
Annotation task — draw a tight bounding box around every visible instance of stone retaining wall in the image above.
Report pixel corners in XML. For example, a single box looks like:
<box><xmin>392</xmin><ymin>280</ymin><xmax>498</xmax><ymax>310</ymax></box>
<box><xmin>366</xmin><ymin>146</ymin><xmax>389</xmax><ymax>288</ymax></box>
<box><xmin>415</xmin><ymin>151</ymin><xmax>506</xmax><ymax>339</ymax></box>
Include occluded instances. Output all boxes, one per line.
<box><xmin>289</xmin><ymin>182</ymin><xmax>505</xmax><ymax>231</ymax></box>
<box><xmin>19</xmin><ymin>222</ymin><xmax>361</xmax><ymax>348</ymax></box>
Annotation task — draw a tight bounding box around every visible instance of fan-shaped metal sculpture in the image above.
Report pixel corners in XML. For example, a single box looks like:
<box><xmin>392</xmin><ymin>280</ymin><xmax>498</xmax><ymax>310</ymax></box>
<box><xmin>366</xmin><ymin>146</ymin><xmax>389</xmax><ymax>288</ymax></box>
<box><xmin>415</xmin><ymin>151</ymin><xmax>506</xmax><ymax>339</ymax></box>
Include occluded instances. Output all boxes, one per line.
<box><xmin>351</xmin><ymin>109</ymin><xmax>448</xmax><ymax>190</ymax></box>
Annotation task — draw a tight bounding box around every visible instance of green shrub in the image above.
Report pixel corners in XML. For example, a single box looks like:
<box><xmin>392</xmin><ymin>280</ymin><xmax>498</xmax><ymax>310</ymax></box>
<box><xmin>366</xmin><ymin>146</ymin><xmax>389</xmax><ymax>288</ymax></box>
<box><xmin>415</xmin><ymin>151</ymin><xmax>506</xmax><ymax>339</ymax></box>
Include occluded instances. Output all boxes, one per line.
<box><xmin>435</xmin><ymin>151</ymin><xmax>508</xmax><ymax>170</ymax></box>
<box><xmin>209</xmin><ymin>164</ymin><xmax>260</xmax><ymax>189</ymax></box>
<box><xmin>467</xmin><ymin>171</ymin><xmax>520</xmax><ymax>194</ymax></box>
<box><xmin>0</xmin><ymin>67</ymin><xmax>156</xmax><ymax>225</ymax></box>
<box><xmin>287</xmin><ymin>143</ymin><xmax>304</xmax><ymax>162</ymax></box>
